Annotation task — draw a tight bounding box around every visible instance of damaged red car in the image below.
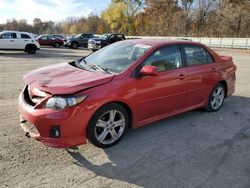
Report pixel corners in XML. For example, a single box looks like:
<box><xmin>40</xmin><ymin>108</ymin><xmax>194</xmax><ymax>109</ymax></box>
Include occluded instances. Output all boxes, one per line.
<box><xmin>18</xmin><ymin>39</ymin><xmax>236</xmax><ymax>148</ymax></box>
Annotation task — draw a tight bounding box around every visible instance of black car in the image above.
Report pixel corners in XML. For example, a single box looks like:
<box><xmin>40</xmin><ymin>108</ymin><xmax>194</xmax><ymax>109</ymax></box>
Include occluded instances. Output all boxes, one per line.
<box><xmin>88</xmin><ymin>33</ymin><xmax>125</xmax><ymax>51</ymax></box>
<box><xmin>65</xmin><ymin>33</ymin><xmax>95</xmax><ymax>49</ymax></box>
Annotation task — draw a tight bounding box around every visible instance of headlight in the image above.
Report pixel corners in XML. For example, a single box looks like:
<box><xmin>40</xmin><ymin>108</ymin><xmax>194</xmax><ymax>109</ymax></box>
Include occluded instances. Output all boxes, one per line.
<box><xmin>44</xmin><ymin>95</ymin><xmax>87</xmax><ymax>110</ymax></box>
<box><xmin>88</xmin><ymin>40</ymin><xmax>96</xmax><ymax>44</ymax></box>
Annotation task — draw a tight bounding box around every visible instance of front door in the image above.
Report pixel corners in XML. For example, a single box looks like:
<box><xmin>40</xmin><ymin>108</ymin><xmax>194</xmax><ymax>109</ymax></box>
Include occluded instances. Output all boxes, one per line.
<box><xmin>135</xmin><ymin>45</ymin><xmax>188</xmax><ymax>121</ymax></box>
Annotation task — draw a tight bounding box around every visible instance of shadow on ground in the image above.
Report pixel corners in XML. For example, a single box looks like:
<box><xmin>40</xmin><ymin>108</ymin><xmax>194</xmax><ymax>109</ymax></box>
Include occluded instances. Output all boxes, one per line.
<box><xmin>66</xmin><ymin>95</ymin><xmax>250</xmax><ymax>188</ymax></box>
<box><xmin>0</xmin><ymin>47</ymin><xmax>90</xmax><ymax>59</ymax></box>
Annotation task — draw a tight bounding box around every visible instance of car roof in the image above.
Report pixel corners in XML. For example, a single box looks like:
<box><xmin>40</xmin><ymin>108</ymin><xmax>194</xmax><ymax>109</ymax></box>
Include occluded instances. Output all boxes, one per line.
<box><xmin>0</xmin><ymin>30</ymin><xmax>32</xmax><ymax>35</ymax></box>
<box><xmin>123</xmin><ymin>38</ymin><xmax>204</xmax><ymax>48</ymax></box>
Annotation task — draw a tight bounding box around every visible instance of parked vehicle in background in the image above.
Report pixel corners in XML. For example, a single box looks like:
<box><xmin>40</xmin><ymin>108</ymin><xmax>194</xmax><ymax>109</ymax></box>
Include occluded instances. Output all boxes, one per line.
<box><xmin>88</xmin><ymin>33</ymin><xmax>125</xmax><ymax>51</ymax></box>
<box><xmin>53</xmin><ymin>34</ymin><xmax>67</xmax><ymax>42</ymax></box>
<box><xmin>36</xmin><ymin>34</ymin><xmax>64</xmax><ymax>47</ymax></box>
<box><xmin>0</xmin><ymin>30</ymin><xmax>40</xmax><ymax>54</ymax></box>
<box><xmin>18</xmin><ymin>39</ymin><xmax>236</xmax><ymax>148</ymax></box>
<box><xmin>64</xmin><ymin>33</ymin><xmax>95</xmax><ymax>49</ymax></box>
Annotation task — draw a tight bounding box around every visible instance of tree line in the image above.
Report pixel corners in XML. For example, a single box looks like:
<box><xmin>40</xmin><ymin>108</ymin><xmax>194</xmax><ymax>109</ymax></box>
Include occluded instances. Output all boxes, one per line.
<box><xmin>0</xmin><ymin>0</ymin><xmax>249</xmax><ymax>37</ymax></box>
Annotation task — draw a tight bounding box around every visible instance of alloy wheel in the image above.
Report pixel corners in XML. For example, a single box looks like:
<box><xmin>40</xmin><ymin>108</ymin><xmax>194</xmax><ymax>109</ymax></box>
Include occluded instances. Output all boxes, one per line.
<box><xmin>210</xmin><ymin>86</ymin><xmax>225</xmax><ymax>110</ymax></box>
<box><xmin>94</xmin><ymin>110</ymin><xmax>126</xmax><ymax>145</ymax></box>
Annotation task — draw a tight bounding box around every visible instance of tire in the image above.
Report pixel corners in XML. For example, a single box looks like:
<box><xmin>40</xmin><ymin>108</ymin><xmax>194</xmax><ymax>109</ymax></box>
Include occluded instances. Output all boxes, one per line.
<box><xmin>87</xmin><ymin>103</ymin><xmax>129</xmax><ymax>148</ymax></box>
<box><xmin>71</xmin><ymin>42</ymin><xmax>78</xmax><ymax>49</ymax></box>
<box><xmin>206</xmin><ymin>83</ymin><xmax>226</xmax><ymax>112</ymax></box>
<box><xmin>25</xmin><ymin>45</ymin><xmax>37</xmax><ymax>54</ymax></box>
<box><xmin>92</xmin><ymin>49</ymin><xmax>98</xmax><ymax>52</ymax></box>
<box><xmin>54</xmin><ymin>42</ymin><xmax>60</xmax><ymax>48</ymax></box>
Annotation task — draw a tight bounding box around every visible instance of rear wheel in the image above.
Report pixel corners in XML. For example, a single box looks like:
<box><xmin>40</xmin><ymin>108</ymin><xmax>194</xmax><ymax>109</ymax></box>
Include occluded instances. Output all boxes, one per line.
<box><xmin>54</xmin><ymin>42</ymin><xmax>60</xmax><ymax>48</ymax></box>
<box><xmin>87</xmin><ymin>103</ymin><xmax>129</xmax><ymax>148</ymax></box>
<box><xmin>25</xmin><ymin>45</ymin><xmax>37</xmax><ymax>54</ymax></box>
<box><xmin>206</xmin><ymin>83</ymin><xmax>225</xmax><ymax>112</ymax></box>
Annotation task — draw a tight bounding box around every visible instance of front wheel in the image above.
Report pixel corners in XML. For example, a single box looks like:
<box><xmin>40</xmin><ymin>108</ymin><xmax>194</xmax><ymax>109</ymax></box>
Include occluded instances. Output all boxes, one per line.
<box><xmin>25</xmin><ymin>45</ymin><xmax>37</xmax><ymax>54</ymax></box>
<box><xmin>87</xmin><ymin>103</ymin><xmax>129</xmax><ymax>148</ymax></box>
<box><xmin>206</xmin><ymin>83</ymin><xmax>225</xmax><ymax>112</ymax></box>
<box><xmin>71</xmin><ymin>42</ymin><xmax>78</xmax><ymax>49</ymax></box>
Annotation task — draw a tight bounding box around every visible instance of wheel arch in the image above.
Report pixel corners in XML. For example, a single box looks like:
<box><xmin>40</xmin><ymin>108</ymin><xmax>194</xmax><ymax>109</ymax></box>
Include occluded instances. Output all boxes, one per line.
<box><xmin>218</xmin><ymin>80</ymin><xmax>228</xmax><ymax>98</ymax></box>
<box><xmin>71</xmin><ymin>41</ymin><xmax>79</xmax><ymax>45</ymax></box>
<box><xmin>25</xmin><ymin>43</ymin><xmax>37</xmax><ymax>51</ymax></box>
<box><xmin>94</xmin><ymin>101</ymin><xmax>133</xmax><ymax>129</ymax></box>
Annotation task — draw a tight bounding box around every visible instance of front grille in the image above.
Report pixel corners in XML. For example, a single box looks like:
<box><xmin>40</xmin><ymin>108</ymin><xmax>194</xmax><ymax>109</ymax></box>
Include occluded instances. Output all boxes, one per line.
<box><xmin>23</xmin><ymin>86</ymin><xmax>36</xmax><ymax>106</ymax></box>
<box><xmin>23</xmin><ymin>85</ymin><xmax>46</xmax><ymax>106</ymax></box>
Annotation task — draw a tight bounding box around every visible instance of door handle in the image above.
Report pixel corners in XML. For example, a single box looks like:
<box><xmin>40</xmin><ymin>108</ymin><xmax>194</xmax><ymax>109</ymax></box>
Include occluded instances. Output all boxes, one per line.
<box><xmin>178</xmin><ymin>74</ymin><xmax>186</xmax><ymax>80</ymax></box>
<box><xmin>212</xmin><ymin>67</ymin><xmax>216</xmax><ymax>72</ymax></box>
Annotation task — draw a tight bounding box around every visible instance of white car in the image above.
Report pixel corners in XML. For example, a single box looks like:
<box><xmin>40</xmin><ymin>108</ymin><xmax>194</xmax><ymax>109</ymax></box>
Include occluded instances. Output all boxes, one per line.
<box><xmin>0</xmin><ymin>31</ymin><xmax>40</xmax><ymax>54</ymax></box>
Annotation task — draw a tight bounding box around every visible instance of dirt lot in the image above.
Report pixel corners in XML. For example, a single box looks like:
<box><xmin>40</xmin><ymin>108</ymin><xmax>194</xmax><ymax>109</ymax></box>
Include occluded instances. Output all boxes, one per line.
<box><xmin>0</xmin><ymin>47</ymin><xmax>250</xmax><ymax>188</ymax></box>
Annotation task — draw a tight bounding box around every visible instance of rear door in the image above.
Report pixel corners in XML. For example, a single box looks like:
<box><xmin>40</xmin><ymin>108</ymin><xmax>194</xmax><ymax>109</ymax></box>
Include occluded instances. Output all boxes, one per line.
<box><xmin>135</xmin><ymin>45</ymin><xmax>188</xmax><ymax>121</ymax></box>
<box><xmin>38</xmin><ymin>35</ymin><xmax>48</xmax><ymax>45</ymax></box>
<box><xmin>182</xmin><ymin>45</ymin><xmax>219</xmax><ymax>108</ymax></box>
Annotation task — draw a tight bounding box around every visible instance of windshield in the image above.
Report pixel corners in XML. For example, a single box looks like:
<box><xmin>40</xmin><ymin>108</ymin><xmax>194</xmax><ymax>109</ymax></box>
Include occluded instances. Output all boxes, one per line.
<box><xmin>74</xmin><ymin>34</ymin><xmax>81</xmax><ymax>38</ymax></box>
<box><xmin>78</xmin><ymin>42</ymin><xmax>151</xmax><ymax>73</ymax></box>
<box><xmin>100</xmin><ymin>34</ymin><xmax>111</xmax><ymax>40</ymax></box>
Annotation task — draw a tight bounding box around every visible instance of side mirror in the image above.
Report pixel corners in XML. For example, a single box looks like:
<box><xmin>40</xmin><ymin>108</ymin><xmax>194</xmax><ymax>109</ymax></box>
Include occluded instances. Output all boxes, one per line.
<box><xmin>140</xmin><ymin>65</ymin><xmax>158</xmax><ymax>76</ymax></box>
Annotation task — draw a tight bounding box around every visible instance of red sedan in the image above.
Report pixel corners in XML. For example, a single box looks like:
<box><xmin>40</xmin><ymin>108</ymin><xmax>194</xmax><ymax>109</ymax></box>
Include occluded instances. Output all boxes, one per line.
<box><xmin>37</xmin><ymin>35</ymin><xmax>64</xmax><ymax>47</ymax></box>
<box><xmin>18</xmin><ymin>39</ymin><xmax>236</xmax><ymax>148</ymax></box>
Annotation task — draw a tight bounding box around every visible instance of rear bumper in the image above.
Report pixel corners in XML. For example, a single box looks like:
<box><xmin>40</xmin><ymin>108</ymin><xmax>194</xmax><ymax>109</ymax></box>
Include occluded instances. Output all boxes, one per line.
<box><xmin>227</xmin><ymin>86</ymin><xmax>235</xmax><ymax>97</ymax></box>
<box><xmin>18</xmin><ymin>89</ymin><xmax>92</xmax><ymax>148</ymax></box>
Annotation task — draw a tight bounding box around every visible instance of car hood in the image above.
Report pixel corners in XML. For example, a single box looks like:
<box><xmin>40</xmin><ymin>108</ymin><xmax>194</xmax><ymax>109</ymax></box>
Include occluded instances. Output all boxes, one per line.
<box><xmin>23</xmin><ymin>62</ymin><xmax>114</xmax><ymax>95</ymax></box>
<box><xmin>90</xmin><ymin>38</ymin><xmax>104</xmax><ymax>42</ymax></box>
<box><xmin>66</xmin><ymin>37</ymin><xmax>77</xmax><ymax>41</ymax></box>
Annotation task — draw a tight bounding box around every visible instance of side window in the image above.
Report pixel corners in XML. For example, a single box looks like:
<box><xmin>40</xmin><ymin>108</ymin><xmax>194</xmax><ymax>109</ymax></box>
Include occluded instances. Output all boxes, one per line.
<box><xmin>0</xmin><ymin>33</ymin><xmax>16</xmax><ymax>39</ymax></box>
<box><xmin>41</xmin><ymin>36</ymin><xmax>47</xmax><ymax>40</ymax></box>
<box><xmin>183</xmin><ymin>45</ymin><xmax>212</xmax><ymax>65</ymax></box>
<box><xmin>206</xmin><ymin>51</ymin><xmax>214</xmax><ymax>63</ymax></box>
<box><xmin>81</xmin><ymin>34</ymin><xmax>87</xmax><ymax>38</ymax></box>
<box><xmin>117</xmin><ymin>34</ymin><xmax>124</xmax><ymax>41</ymax></box>
<box><xmin>21</xmin><ymin>34</ymin><xmax>31</xmax><ymax>39</ymax></box>
<box><xmin>143</xmin><ymin>46</ymin><xmax>182</xmax><ymax>72</ymax></box>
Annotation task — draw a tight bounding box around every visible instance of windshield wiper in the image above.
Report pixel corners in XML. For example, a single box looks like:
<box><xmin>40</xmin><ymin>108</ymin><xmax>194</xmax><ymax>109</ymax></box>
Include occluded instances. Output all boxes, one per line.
<box><xmin>91</xmin><ymin>64</ymin><xmax>111</xmax><ymax>74</ymax></box>
<box><xmin>75</xmin><ymin>59</ymin><xmax>92</xmax><ymax>71</ymax></box>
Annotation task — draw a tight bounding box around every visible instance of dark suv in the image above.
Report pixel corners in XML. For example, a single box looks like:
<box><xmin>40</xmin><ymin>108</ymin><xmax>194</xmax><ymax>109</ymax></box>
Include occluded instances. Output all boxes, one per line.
<box><xmin>65</xmin><ymin>33</ymin><xmax>94</xmax><ymax>49</ymax></box>
<box><xmin>88</xmin><ymin>33</ymin><xmax>125</xmax><ymax>51</ymax></box>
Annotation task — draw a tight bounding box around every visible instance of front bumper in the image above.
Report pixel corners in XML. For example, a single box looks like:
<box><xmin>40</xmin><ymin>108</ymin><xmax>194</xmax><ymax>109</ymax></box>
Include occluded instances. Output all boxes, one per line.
<box><xmin>18</xmin><ymin>88</ymin><xmax>92</xmax><ymax>148</ymax></box>
<box><xmin>64</xmin><ymin>41</ymin><xmax>72</xmax><ymax>47</ymax></box>
<box><xmin>88</xmin><ymin>43</ymin><xmax>101</xmax><ymax>50</ymax></box>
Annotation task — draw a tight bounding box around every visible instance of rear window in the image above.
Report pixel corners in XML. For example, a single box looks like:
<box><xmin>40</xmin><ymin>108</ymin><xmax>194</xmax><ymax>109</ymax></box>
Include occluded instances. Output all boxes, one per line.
<box><xmin>21</xmin><ymin>34</ymin><xmax>31</xmax><ymax>39</ymax></box>
<box><xmin>0</xmin><ymin>33</ymin><xmax>17</xmax><ymax>39</ymax></box>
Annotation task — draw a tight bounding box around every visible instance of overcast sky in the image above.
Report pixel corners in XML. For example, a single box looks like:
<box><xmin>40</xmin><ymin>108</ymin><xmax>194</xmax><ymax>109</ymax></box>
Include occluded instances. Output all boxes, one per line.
<box><xmin>0</xmin><ymin>0</ymin><xmax>111</xmax><ymax>24</ymax></box>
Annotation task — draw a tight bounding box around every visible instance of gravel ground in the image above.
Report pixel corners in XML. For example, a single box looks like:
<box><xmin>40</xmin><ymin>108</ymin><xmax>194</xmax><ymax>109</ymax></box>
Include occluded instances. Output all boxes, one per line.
<box><xmin>0</xmin><ymin>47</ymin><xmax>250</xmax><ymax>188</ymax></box>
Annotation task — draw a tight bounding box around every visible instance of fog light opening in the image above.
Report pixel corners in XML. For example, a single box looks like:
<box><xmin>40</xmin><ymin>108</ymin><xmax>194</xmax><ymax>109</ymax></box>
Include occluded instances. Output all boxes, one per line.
<box><xmin>49</xmin><ymin>126</ymin><xmax>61</xmax><ymax>138</ymax></box>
